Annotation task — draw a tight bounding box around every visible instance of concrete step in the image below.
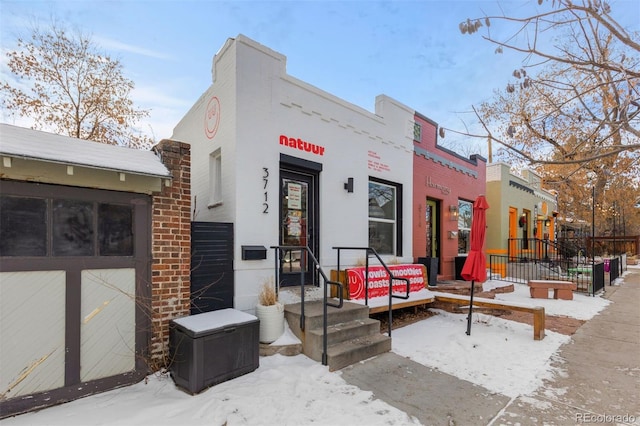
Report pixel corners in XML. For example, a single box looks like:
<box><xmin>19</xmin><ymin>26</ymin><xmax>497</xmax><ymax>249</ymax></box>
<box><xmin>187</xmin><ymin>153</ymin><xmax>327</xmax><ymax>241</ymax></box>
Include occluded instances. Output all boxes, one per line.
<box><xmin>304</xmin><ymin>318</ymin><xmax>382</xmax><ymax>362</ymax></box>
<box><xmin>325</xmin><ymin>333</ymin><xmax>392</xmax><ymax>371</ymax></box>
<box><xmin>284</xmin><ymin>299</ymin><xmax>391</xmax><ymax>371</ymax></box>
<box><xmin>285</xmin><ymin>300</ymin><xmax>370</xmax><ymax>339</ymax></box>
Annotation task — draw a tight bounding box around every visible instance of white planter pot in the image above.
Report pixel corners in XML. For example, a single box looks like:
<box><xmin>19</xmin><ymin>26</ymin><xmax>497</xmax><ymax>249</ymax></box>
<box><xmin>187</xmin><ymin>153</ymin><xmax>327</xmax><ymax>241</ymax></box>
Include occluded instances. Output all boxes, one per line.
<box><xmin>255</xmin><ymin>302</ymin><xmax>285</xmax><ymax>343</ymax></box>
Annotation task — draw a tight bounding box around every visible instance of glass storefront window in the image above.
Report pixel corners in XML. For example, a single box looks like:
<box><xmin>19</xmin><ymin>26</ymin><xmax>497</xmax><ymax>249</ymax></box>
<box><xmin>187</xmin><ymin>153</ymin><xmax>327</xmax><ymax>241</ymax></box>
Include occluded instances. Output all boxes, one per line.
<box><xmin>458</xmin><ymin>199</ymin><xmax>473</xmax><ymax>254</ymax></box>
<box><xmin>369</xmin><ymin>181</ymin><xmax>397</xmax><ymax>255</ymax></box>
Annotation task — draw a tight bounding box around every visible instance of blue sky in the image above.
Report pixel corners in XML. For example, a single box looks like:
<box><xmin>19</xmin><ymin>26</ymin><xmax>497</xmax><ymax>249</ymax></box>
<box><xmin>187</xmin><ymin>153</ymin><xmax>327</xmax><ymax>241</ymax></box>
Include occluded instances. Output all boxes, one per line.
<box><xmin>1</xmin><ymin>0</ymin><xmax>638</xmax><ymax>156</ymax></box>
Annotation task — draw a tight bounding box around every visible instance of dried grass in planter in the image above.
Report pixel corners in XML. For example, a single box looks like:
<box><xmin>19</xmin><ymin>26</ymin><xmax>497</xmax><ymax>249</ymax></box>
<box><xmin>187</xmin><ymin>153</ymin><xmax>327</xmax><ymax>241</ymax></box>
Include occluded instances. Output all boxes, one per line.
<box><xmin>259</xmin><ymin>279</ymin><xmax>278</xmax><ymax>306</ymax></box>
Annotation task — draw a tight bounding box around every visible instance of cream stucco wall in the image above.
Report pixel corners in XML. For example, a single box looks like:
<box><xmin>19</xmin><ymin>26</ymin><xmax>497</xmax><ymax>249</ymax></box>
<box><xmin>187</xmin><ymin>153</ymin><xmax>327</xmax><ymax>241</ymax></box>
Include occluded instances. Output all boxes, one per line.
<box><xmin>485</xmin><ymin>163</ymin><xmax>558</xmax><ymax>254</ymax></box>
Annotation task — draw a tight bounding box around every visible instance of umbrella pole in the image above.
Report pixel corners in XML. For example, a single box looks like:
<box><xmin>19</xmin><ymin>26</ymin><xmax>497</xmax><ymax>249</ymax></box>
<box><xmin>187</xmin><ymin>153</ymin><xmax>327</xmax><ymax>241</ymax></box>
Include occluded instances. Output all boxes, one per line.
<box><xmin>466</xmin><ymin>281</ymin><xmax>475</xmax><ymax>335</ymax></box>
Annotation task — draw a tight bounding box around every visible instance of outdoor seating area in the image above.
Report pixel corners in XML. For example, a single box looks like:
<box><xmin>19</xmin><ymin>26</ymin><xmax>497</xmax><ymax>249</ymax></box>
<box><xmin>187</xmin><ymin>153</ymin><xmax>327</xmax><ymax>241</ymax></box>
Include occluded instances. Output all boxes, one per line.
<box><xmin>489</xmin><ymin>236</ymin><xmax>635</xmax><ymax>296</ymax></box>
<box><xmin>528</xmin><ymin>279</ymin><xmax>577</xmax><ymax>300</ymax></box>
<box><xmin>329</xmin><ymin>261</ymin><xmax>548</xmax><ymax>341</ymax></box>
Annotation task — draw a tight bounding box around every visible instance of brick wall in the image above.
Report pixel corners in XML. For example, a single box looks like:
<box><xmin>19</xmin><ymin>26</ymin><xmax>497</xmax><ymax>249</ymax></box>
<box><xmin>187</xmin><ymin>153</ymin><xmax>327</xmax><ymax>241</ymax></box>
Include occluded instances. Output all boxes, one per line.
<box><xmin>150</xmin><ymin>139</ymin><xmax>191</xmax><ymax>368</ymax></box>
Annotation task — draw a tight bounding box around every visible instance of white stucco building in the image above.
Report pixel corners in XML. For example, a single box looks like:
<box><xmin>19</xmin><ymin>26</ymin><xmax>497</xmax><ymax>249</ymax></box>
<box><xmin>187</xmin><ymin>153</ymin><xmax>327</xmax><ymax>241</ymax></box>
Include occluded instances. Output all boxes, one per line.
<box><xmin>172</xmin><ymin>35</ymin><xmax>418</xmax><ymax>313</ymax></box>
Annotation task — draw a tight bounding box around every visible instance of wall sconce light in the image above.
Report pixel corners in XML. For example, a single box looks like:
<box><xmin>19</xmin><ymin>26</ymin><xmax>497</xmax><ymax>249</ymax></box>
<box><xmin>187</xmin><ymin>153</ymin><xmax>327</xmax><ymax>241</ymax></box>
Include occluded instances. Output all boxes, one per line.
<box><xmin>344</xmin><ymin>177</ymin><xmax>354</xmax><ymax>193</ymax></box>
<box><xmin>544</xmin><ymin>219</ymin><xmax>551</xmax><ymax>227</ymax></box>
<box><xmin>449</xmin><ymin>205</ymin><xmax>458</xmax><ymax>221</ymax></box>
<box><xmin>448</xmin><ymin>230</ymin><xmax>458</xmax><ymax>239</ymax></box>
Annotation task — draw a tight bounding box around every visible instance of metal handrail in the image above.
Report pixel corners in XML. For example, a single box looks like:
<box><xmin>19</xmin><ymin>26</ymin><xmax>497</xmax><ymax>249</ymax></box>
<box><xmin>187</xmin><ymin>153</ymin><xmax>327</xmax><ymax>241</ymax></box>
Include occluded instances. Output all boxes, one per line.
<box><xmin>270</xmin><ymin>245</ymin><xmax>343</xmax><ymax>366</ymax></box>
<box><xmin>332</xmin><ymin>246</ymin><xmax>410</xmax><ymax>337</ymax></box>
<box><xmin>508</xmin><ymin>237</ymin><xmax>586</xmax><ymax>263</ymax></box>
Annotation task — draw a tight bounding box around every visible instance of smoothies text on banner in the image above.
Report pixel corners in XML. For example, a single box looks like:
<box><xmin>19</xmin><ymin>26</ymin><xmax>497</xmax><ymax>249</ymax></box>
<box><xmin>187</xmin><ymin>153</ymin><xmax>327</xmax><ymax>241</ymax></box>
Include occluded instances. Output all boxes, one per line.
<box><xmin>346</xmin><ymin>264</ymin><xmax>426</xmax><ymax>299</ymax></box>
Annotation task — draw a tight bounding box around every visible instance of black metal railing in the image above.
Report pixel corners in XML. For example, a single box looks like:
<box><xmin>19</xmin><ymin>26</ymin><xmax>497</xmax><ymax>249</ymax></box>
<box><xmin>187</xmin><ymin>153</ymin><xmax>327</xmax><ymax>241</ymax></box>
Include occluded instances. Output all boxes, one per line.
<box><xmin>332</xmin><ymin>246</ymin><xmax>410</xmax><ymax>337</ymax></box>
<box><xmin>490</xmin><ymin>254</ymin><xmax>593</xmax><ymax>292</ymax></box>
<box><xmin>270</xmin><ymin>245</ymin><xmax>343</xmax><ymax>367</ymax></box>
<box><xmin>491</xmin><ymin>250</ymin><xmax>620</xmax><ymax>297</ymax></box>
<box><xmin>607</xmin><ymin>257</ymin><xmax>620</xmax><ymax>284</ymax></box>
<box><xmin>592</xmin><ymin>262</ymin><xmax>605</xmax><ymax>295</ymax></box>
<box><xmin>492</xmin><ymin>237</ymin><xmax>611</xmax><ymax>294</ymax></box>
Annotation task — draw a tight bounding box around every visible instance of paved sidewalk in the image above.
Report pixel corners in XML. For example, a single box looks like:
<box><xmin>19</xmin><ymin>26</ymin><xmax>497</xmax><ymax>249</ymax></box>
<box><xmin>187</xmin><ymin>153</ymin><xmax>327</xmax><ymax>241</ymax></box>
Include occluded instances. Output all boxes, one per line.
<box><xmin>341</xmin><ymin>268</ymin><xmax>640</xmax><ymax>426</ymax></box>
<box><xmin>493</xmin><ymin>269</ymin><xmax>640</xmax><ymax>425</ymax></box>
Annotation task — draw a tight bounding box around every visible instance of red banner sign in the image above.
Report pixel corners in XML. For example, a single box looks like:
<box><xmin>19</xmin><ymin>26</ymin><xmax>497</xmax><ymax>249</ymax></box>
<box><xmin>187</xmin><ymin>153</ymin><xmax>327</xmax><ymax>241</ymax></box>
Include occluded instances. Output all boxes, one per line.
<box><xmin>346</xmin><ymin>264</ymin><xmax>426</xmax><ymax>300</ymax></box>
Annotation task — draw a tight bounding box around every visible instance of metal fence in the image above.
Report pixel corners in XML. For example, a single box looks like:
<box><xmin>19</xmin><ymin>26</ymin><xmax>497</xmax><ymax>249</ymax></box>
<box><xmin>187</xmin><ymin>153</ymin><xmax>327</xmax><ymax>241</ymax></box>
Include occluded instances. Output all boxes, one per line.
<box><xmin>490</xmin><ymin>237</ymin><xmax>622</xmax><ymax>295</ymax></box>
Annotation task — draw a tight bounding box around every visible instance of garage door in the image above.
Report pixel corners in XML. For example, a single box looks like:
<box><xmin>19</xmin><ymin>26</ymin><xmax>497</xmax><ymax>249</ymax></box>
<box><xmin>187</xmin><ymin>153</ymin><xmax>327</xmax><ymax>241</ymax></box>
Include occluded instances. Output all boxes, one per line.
<box><xmin>0</xmin><ymin>181</ymin><xmax>151</xmax><ymax>416</ymax></box>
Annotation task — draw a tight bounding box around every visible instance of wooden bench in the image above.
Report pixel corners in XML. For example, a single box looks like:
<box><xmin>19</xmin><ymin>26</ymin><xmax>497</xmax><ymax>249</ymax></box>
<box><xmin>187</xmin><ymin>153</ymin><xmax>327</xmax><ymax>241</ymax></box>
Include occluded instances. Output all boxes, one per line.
<box><xmin>433</xmin><ymin>294</ymin><xmax>545</xmax><ymax>340</ymax></box>
<box><xmin>528</xmin><ymin>280</ymin><xmax>577</xmax><ymax>300</ymax></box>
<box><xmin>368</xmin><ymin>294</ymin><xmax>436</xmax><ymax>314</ymax></box>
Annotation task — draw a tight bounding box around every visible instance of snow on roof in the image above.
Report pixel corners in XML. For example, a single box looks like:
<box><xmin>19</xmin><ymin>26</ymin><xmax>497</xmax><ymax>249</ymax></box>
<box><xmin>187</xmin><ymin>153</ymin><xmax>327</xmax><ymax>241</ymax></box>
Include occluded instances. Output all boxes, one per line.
<box><xmin>0</xmin><ymin>124</ymin><xmax>171</xmax><ymax>178</ymax></box>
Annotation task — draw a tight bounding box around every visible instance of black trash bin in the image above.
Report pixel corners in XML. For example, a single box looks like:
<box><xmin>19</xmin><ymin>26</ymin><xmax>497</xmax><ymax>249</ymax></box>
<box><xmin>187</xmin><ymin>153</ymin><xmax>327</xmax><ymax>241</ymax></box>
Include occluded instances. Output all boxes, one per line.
<box><xmin>417</xmin><ymin>257</ymin><xmax>439</xmax><ymax>286</ymax></box>
<box><xmin>169</xmin><ymin>308</ymin><xmax>259</xmax><ymax>394</ymax></box>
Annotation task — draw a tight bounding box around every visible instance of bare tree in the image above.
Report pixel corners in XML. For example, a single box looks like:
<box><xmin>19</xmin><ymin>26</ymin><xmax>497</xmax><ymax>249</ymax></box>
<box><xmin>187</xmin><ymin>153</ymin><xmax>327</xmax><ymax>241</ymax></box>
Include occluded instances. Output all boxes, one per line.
<box><xmin>443</xmin><ymin>0</ymin><xmax>639</xmax><ymax>167</ymax></box>
<box><xmin>1</xmin><ymin>21</ymin><xmax>152</xmax><ymax>148</ymax></box>
<box><xmin>442</xmin><ymin>0</ymin><xmax>640</xmax><ymax>236</ymax></box>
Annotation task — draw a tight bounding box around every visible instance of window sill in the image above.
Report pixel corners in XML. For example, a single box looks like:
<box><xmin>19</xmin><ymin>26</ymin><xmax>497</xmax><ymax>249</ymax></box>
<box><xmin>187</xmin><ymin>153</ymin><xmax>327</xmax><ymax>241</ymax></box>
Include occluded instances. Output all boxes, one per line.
<box><xmin>207</xmin><ymin>201</ymin><xmax>223</xmax><ymax>209</ymax></box>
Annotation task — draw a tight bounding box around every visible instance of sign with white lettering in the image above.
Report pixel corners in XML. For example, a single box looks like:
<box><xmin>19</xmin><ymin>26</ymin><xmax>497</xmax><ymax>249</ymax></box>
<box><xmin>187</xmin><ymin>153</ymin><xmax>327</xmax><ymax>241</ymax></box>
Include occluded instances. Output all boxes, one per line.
<box><xmin>346</xmin><ymin>264</ymin><xmax>427</xmax><ymax>299</ymax></box>
<box><xmin>426</xmin><ymin>176</ymin><xmax>451</xmax><ymax>195</ymax></box>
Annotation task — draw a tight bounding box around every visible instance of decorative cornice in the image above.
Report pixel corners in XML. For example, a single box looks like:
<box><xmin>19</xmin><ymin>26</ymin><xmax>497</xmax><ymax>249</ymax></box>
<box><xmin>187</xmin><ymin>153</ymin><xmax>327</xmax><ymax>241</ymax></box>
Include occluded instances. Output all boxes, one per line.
<box><xmin>509</xmin><ymin>180</ymin><xmax>534</xmax><ymax>194</ymax></box>
<box><xmin>414</xmin><ymin>145</ymin><xmax>478</xmax><ymax>178</ymax></box>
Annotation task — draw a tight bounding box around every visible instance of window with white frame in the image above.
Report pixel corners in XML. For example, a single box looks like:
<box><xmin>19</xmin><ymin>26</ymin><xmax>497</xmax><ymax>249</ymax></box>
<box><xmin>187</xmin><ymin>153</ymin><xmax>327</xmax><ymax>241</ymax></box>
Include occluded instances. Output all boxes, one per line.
<box><xmin>457</xmin><ymin>199</ymin><xmax>473</xmax><ymax>254</ymax></box>
<box><xmin>368</xmin><ymin>179</ymin><xmax>402</xmax><ymax>255</ymax></box>
<box><xmin>209</xmin><ymin>149</ymin><xmax>222</xmax><ymax>207</ymax></box>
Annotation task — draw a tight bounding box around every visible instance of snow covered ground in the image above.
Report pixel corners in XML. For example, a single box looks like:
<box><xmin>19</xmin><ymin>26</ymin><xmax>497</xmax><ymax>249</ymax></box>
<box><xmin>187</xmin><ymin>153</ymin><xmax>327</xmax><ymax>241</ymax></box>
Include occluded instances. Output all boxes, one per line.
<box><xmin>4</xmin><ymin>268</ymin><xmax>631</xmax><ymax>426</ymax></box>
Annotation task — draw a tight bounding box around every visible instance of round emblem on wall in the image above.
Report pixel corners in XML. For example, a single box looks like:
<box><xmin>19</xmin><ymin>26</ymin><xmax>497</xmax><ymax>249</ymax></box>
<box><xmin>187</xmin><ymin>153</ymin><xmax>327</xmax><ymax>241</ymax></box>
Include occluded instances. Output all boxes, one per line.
<box><xmin>204</xmin><ymin>96</ymin><xmax>221</xmax><ymax>139</ymax></box>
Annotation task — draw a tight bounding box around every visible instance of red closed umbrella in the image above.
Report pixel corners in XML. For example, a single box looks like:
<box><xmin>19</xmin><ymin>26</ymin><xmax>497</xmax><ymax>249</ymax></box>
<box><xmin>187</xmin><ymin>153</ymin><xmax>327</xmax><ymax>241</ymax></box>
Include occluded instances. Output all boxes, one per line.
<box><xmin>460</xmin><ymin>195</ymin><xmax>489</xmax><ymax>335</ymax></box>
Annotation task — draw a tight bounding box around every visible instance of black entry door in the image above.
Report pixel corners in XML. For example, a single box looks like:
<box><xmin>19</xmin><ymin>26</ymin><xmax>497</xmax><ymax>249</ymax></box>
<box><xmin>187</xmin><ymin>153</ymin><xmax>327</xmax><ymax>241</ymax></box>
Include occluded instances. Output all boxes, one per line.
<box><xmin>279</xmin><ymin>168</ymin><xmax>319</xmax><ymax>287</ymax></box>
